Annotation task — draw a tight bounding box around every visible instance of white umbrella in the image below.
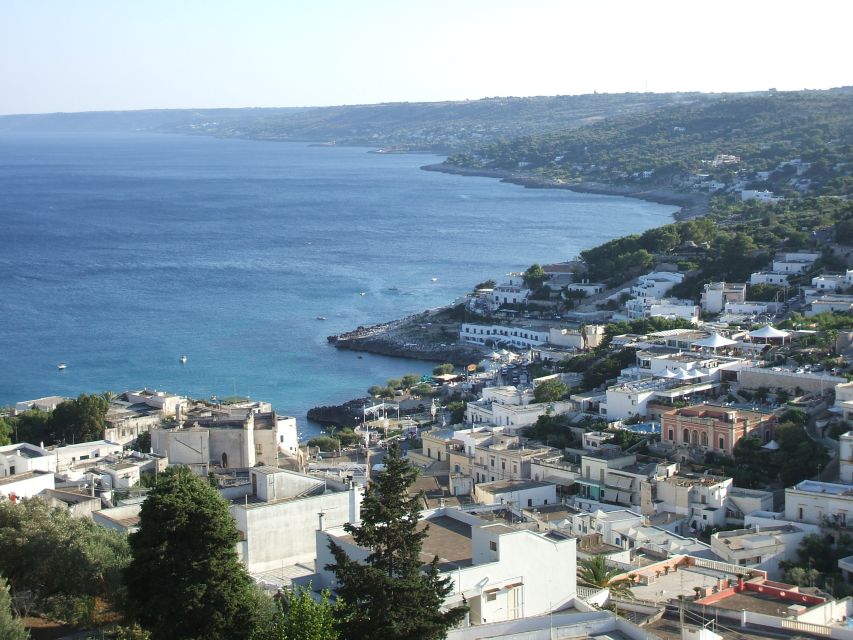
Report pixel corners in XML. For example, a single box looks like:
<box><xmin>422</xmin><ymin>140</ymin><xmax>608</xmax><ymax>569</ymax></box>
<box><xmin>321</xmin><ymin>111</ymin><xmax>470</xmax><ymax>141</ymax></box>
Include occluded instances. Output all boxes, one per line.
<box><xmin>693</xmin><ymin>333</ymin><xmax>737</xmax><ymax>349</ymax></box>
<box><xmin>748</xmin><ymin>324</ymin><xmax>790</xmax><ymax>340</ymax></box>
<box><xmin>659</xmin><ymin>369</ymin><xmax>678</xmax><ymax>378</ymax></box>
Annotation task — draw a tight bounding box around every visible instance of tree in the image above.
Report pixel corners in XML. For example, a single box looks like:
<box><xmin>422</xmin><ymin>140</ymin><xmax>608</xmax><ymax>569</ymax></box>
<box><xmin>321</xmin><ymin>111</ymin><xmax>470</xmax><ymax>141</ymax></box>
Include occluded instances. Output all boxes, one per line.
<box><xmin>0</xmin><ymin>576</ymin><xmax>28</xmax><ymax>640</ymax></box>
<box><xmin>255</xmin><ymin>586</ymin><xmax>339</xmax><ymax>640</ymax></box>
<box><xmin>432</xmin><ymin>363</ymin><xmax>455</xmax><ymax>376</ymax></box>
<box><xmin>125</xmin><ymin>466</ymin><xmax>260</xmax><ymax>640</ymax></box>
<box><xmin>577</xmin><ymin>555</ymin><xmax>633</xmax><ymax>598</ymax></box>
<box><xmin>523</xmin><ymin>263</ymin><xmax>546</xmax><ymax>289</ymax></box>
<box><xmin>533</xmin><ymin>378</ymin><xmax>568</xmax><ymax>403</ymax></box>
<box><xmin>49</xmin><ymin>394</ymin><xmax>108</xmax><ymax>444</ymax></box>
<box><xmin>0</xmin><ymin>498</ymin><xmax>129</xmax><ymax>625</ymax></box>
<box><xmin>326</xmin><ymin>444</ymin><xmax>467</xmax><ymax>640</ymax></box>
<box><xmin>133</xmin><ymin>431</ymin><xmax>151</xmax><ymax>453</ymax></box>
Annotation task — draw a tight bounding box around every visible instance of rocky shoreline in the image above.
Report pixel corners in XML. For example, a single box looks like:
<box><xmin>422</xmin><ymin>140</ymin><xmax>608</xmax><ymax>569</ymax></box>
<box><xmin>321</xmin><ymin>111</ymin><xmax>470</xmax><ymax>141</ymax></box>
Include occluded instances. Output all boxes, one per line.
<box><xmin>421</xmin><ymin>162</ymin><xmax>708</xmax><ymax>220</ymax></box>
<box><xmin>327</xmin><ymin>307</ymin><xmax>486</xmax><ymax>365</ymax></box>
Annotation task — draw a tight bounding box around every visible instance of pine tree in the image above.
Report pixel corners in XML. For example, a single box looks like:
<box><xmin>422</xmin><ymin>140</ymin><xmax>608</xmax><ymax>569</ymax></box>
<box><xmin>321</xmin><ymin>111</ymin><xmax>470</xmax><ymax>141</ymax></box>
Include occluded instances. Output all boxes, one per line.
<box><xmin>124</xmin><ymin>466</ymin><xmax>259</xmax><ymax>640</ymax></box>
<box><xmin>0</xmin><ymin>576</ymin><xmax>28</xmax><ymax>640</ymax></box>
<box><xmin>327</xmin><ymin>444</ymin><xmax>467</xmax><ymax>640</ymax></box>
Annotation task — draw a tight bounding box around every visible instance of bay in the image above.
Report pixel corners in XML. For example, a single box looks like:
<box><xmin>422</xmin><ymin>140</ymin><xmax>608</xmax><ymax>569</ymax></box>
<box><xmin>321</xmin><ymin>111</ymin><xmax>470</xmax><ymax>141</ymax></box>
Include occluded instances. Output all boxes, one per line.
<box><xmin>0</xmin><ymin>132</ymin><xmax>677</xmax><ymax>438</ymax></box>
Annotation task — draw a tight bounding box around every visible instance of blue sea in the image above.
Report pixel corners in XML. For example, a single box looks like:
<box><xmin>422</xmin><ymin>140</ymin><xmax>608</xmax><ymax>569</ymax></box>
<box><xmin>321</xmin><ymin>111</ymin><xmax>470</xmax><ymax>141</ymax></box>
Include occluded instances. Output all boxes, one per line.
<box><xmin>0</xmin><ymin>132</ymin><xmax>677</xmax><ymax>438</ymax></box>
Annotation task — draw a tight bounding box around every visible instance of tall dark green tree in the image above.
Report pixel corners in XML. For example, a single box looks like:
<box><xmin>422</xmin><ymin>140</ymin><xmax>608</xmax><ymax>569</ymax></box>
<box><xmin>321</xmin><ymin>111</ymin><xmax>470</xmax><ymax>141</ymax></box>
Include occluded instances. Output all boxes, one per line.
<box><xmin>125</xmin><ymin>466</ymin><xmax>259</xmax><ymax>640</ymax></box>
<box><xmin>0</xmin><ymin>576</ymin><xmax>28</xmax><ymax>640</ymax></box>
<box><xmin>327</xmin><ymin>444</ymin><xmax>467</xmax><ymax>640</ymax></box>
<box><xmin>49</xmin><ymin>393</ymin><xmax>108</xmax><ymax>444</ymax></box>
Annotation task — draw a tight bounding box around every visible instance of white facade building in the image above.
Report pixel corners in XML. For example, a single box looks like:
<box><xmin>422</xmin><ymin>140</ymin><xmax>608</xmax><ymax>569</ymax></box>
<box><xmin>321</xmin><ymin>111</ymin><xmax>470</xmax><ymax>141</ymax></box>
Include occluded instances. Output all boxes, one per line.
<box><xmin>631</xmin><ymin>272</ymin><xmax>684</xmax><ymax>300</ymax></box>
<box><xmin>749</xmin><ymin>272</ymin><xmax>791</xmax><ymax>286</ymax></box>
<box><xmin>772</xmin><ymin>252</ymin><xmax>819</xmax><ymax>274</ymax></box>
<box><xmin>812</xmin><ymin>270</ymin><xmax>853</xmax><ymax>292</ymax></box>
<box><xmin>14</xmin><ymin>396</ymin><xmax>69</xmax><ymax>414</ymax></box>
<box><xmin>50</xmin><ymin>440</ymin><xmax>124</xmax><ymax>473</ymax></box>
<box><xmin>711</xmin><ymin>523</ymin><xmax>818</xmax><ymax>578</ymax></box>
<box><xmin>785</xmin><ymin>480</ymin><xmax>853</xmax><ymax>528</ymax></box>
<box><xmin>313</xmin><ymin>506</ymin><xmax>577</xmax><ymax>625</ymax></box>
<box><xmin>0</xmin><ymin>442</ymin><xmax>55</xmax><ymax>477</ymax></box>
<box><xmin>701</xmin><ymin>282</ymin><xmax>747</xmax><ymax>314</ymax></box>
<box><xmin>461</xmin><ymin>323</ymin><xmax>550</xmax><ymax>349</ymax></box>
<box><xmin>0</xmin><ymin>470</ymin><xmax>55</xmax><ymax>500</ymax></box>
<box><xmin>474</xmin><ymin>479</ymin><xmax>557</xmax><ymax>508</ymax></box>
<box><xmin>230</xmin><ymin>466</ymin><xmax>364</xmax><ymax>574</ymax></box>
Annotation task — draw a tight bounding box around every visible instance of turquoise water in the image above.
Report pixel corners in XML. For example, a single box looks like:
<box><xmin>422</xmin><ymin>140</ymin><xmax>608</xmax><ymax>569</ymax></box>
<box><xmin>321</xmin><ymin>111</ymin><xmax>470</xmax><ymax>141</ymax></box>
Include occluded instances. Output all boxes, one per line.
<box><xmin>0</xmin><ymin>132</ymin><xmax>677</xmax><ymax>437</ymax></box>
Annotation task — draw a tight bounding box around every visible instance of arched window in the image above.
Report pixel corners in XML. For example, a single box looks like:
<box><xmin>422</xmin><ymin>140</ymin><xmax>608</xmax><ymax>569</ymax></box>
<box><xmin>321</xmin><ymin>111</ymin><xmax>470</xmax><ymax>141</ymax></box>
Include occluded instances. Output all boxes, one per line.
<box><xmin>719</xmin><ymin>436</ymin><xmax>725</xmax><ymax>450</ymax></box>
<box><xmin>691</xmin><ymin>430</ymin><xmax>699</xmax><ymax>445</ymax></box>
<box><xmin>701</xmin><ymin>432</ymin><xmax>708</xmax><ymax>447</ymax></box>
<box><xmin>683</xmin><ymin>428</ymin><xmax>690</xmax><ymax>443</ymax></box>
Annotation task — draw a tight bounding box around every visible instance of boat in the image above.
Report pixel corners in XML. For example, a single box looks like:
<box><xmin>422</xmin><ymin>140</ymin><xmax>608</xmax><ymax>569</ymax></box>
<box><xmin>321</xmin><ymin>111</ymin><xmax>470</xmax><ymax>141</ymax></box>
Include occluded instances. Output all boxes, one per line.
<box><xmin>179</xmin><ymin>355</ymin><xmax>188</xmax><ymax>364</ymax></box>
<box><xmin>359</xmin><ymin>292</ymin><xmax>367</xmax><ymax>296</ymax></box>
<box><xmin>316</xmin><ymin>316</ymin><xmax>327</xmax><ymax>321</ymax></box>
<box><xmin>57</xmin><ymin>362</ymin><xmax>67</xmax><ymax>370</ymax></box>
<box><xmin>431</xmin><ymin>277</ymin><xmax>438</xmax><ymax>282</ymax></box>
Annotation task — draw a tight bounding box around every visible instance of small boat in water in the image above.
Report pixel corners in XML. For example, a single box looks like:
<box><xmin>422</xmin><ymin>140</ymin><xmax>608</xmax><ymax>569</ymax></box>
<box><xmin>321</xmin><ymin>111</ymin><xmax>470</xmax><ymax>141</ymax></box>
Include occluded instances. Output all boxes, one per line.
<box><xmin>57</xmin><ymin>362</ymin><xmax>67</xmax><ymax>370</ymax></box>
<box><xmin>316</xmin><ymin>316</ymin><xmax>327</xmax><ymax>321</ymax></box>
<box><xmin>431</xmin><ymin>277</ymin><xmax>438</xmax><ymax>282</ymax></box>
<box><xmin>179</xmin><ymin>355</ymin><xmax>188</xmax><ymax>364</ymax></box>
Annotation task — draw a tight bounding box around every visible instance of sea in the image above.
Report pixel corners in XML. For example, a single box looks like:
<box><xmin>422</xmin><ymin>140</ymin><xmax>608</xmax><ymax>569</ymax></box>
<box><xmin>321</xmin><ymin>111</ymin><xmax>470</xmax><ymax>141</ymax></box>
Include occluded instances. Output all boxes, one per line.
<box><xmin>0</xmin><ymin>132</ymin><xmax>677</xmax><ymax>439</ymax></box>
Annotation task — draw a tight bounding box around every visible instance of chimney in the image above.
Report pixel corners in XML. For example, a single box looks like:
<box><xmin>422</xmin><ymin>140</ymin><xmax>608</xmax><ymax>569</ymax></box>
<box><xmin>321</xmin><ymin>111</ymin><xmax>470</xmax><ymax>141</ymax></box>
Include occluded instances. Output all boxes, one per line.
<box><xmin>318</xmin><ymin>511</ymin><xmax>326</xmax><ymax>531</ymax></box>
<box><xmin>349</xmin><ymin>483</ymin><xmax>361</xmax><ymax>524</ymax></box>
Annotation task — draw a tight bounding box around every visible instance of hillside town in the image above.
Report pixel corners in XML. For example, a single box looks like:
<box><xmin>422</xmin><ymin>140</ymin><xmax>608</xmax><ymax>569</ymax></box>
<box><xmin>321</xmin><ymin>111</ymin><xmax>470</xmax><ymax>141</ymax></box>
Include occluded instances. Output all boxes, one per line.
<box><xmin>5</xmin><ymin>228</ymin><xmax>853</xmax><ymax>639</ymax></box>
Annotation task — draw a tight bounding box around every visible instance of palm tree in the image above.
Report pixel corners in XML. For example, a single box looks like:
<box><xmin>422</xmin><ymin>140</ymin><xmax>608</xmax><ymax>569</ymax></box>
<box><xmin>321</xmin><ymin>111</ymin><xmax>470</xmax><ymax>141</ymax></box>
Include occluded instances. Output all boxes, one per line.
<box><xmin>577</xmin><ymin>555</ymin><xmax>634</xmax><ymax>598</ymax></box>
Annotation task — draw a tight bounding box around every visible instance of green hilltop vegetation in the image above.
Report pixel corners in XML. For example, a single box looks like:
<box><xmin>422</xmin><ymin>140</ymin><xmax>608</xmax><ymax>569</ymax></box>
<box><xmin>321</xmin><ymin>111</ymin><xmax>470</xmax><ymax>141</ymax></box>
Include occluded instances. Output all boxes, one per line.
<box><xmin>445</xmin><ymin>88</ymin><xmax>853</xmax><ymax>197</ymax></box>
<box><xmin>0</xmin><ymin>92</ymin><xmax>723</xmax><ymax>152</ymax></box>
<box><xmin>579</xmin><ymin>196</ymin><xmax>853</xmax><ymax>292</ymax></box>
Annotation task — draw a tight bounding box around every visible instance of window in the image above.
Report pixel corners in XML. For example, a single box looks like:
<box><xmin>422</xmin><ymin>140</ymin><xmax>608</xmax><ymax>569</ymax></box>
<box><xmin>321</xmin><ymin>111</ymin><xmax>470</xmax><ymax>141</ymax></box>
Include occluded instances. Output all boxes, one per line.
<box><xmin>280</xmin><ymin>435</ymin><xmax>284</xmax><ymax>443</ymax></box>
<box><xmin>437</xmin><ymin>451</ymin><xmax>442</xmax><ymax>461</ymax></box>
<box><xmin>427</xmin><ymin>448</ymin><xmax>432</xmax><ymax>458</ymax></box>
<box><xmin>668</xmin><ymin>429</ymin><xmax>674</xmax><ymax>441</ymax></box>
<box><xmin>485</xmin><ymin>590</ymin><xmax>498</xmax><ymax>602</ymax></box>
<box><xmin>719</xmin><ymin>437</ymin><xmax>725</xmax><ymax>450</ymax></box>
<box><xmin>501</xmin><ymin>461</ymin><xmax>506</xmax><ymax>470</ymax></box>
<box><xmin>683</xmin><ymin>429</ymin><xmax>690</xmax><ymax>443</ymax></box>
<box><xmin>527</xmin><ymin>499</ymin><xmax>533</xmax><ymax>507</ymax></box>
<box><xmin>489</xmin><ymin>541</ymin><xmax>497</xmax><ymax>552</ymax></box>
<box><xmin>255</xmin><ymin>444</ymin><xmax>262</xmax><ymax>454</ymax></box>
<box><xmin>454</xmin><ymin>464</ymin><xmax>460</xmax><ymax>473</ymax></box>
<box><xmin>490</xmin><ymin>458</ymin><xmax>495</xmax><ymax>467</ymax></box>
<box><xmin>799</xmin><ymin>507</ymin><xmax>804</xmax><ymax>520</ymax></box>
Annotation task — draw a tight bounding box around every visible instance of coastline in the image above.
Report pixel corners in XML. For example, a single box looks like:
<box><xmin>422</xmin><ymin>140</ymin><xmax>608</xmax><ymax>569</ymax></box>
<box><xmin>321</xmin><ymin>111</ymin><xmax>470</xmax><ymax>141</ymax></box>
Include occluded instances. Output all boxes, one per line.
<box><xmin>327</xmin><ymin>305</ymin><xmax>487</xmax><ymax>366</ymax></box>
<box><xmin>421</xmin><ymin>162</ymin><xmax>708</xmax><ymax>220</ymax></box>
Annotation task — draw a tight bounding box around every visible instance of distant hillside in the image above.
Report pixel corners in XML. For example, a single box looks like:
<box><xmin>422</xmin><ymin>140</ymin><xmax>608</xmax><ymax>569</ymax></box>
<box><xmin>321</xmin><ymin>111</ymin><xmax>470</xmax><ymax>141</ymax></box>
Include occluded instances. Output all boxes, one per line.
<box><xmin>444</xmin><ymin>88</ymin><xmax>853</xmax><ymax>197</ymax></box>
<box><xmin>0</xmin><ymin>93</ymin><xmax>723</xmax><ymax>153</ymax></box>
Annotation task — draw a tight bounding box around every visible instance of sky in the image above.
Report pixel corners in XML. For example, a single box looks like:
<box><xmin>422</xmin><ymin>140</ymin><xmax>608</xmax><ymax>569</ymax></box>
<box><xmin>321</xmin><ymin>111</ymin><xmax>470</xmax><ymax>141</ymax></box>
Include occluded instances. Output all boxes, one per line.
<box><xmin>1</xmin><ymin>0</ymin><xmax>851</xmax><ymax>116</ymax></box>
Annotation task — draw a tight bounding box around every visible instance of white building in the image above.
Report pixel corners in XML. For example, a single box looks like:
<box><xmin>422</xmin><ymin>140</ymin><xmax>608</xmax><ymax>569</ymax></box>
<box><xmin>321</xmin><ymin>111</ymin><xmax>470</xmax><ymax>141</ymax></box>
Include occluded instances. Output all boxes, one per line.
<box><xmin>0</xmin><ymin>442</ymin><xmax>55</xmax><ymax>477</ymax></box>
<box><xmin>785</xmin><ymin>480</ymin><xmax>853</xmax><ymax>527</ymax></box>
<box><xmin>230</xmin><ymin>466</ymin><xmax>364</xmax><ymax>574</ymax></box>
<box><xmin>124</xmin><ymin>389</ymin><xmax>187</xmax><ymax>417</ymax></box>
<box><xmin>654</xmin><ymin>473</ymin><xmax>732</xmax><ymax>533</ymax></box>
<box><xmin>50</xmin><ymin>440</ymin><xmax>124</xmax><ymax>473</ymax></box>
<box><xmin>807</xmin><ymin>295</ymin><xmax>853</xmax><ymax>316</ymax></box>
<box><xmin>473</xmin><ymin>479</ymin><xmax>557</xmax><ymax>508</ymax></box>
<box><xmin>548</xmin><ymin>325</ymin><xmax>606</xmax><ymax>350</ymax></box>
<box><xmin>749</xmin><ymin>272</ymin><xmax>791</xmax><ymax>286</ymax></box>
<box><xmin>151</xmin><ymin>410</ymin><xmax>298</xmax><ymax>472</ymax></box>
<box><xmin>313</xmin><ymin>506</ymin><xmax>578</xmax><ymax>625</ymax></box>
<box><xmin>0</xmin><ymin>470</ymin><xmax>55</xmax><ymax>500</ymax></box>
<box><xmin>772</xmin><ymin>252</ymin><xmax>820</xmax><ymax>274</ymax></box>
<box><xmin>631</xmin><ymin>272</ymin><xmax>684</xmax><ymax>300</ymax></box>
<box><xmin>566</xmin><ymin>281</ymin><xmax>605</xmax><ymax>296</ymax></box>
<box><xmin>741</xmin><ymin>189</ymin><xmax>782</xmax><ymax>202</ymax></box>
<box><xmin>461</xmin><ymin>323</ymin><xmax>550</xmax><ymax>349</ymax></box>
<box><xmin>491</xmin><ymin>274</ymin><xmax>532</xmax><ymax>309</ymax></box>
<box><xmin>701</xmin><ymin>282</ymin><xmax>747</xmax><ymax>314</ymax></box>
<box><xmin>14</xmin><ymin>396</ymin><xmax>69</xmax><ymax>414</ymax></box>
<box><xmin>812</xmin><ymin>270</ymin><xmax>853</xmax><ymax>292</ymax></box>
<box><xmin>624</xmin><ymin>297</ymin><xmax>699</xmax><ymax>324</ymax></box>
<box><xmin>711</xmin><ymin>523</ymin><xmax>818</xmax><ymax>578</ymax></box>
<box><xmin>466</xmin><ymin>397</ymin><xmax>573</xmax><ymax>431</ymax></box>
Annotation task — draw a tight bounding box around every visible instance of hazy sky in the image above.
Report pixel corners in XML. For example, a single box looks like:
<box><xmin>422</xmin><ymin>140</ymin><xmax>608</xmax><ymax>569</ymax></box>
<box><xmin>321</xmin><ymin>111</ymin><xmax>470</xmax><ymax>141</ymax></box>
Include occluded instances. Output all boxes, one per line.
<box><xmin>1</xmin><ymin>0</ymin><xmax>850</xmax><ymax>115</ymax></box>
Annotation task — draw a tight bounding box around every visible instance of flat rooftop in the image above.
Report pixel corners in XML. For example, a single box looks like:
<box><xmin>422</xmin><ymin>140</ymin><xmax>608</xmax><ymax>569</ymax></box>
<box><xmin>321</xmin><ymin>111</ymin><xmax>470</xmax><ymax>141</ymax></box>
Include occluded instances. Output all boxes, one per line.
<box><xmin>417</xmin><ymin>515</ymin><xmax>473</xmax><ymax>570</ymax></box>
<box><xmin>0</xmin><ymin>470</ymin><xmax>51</xmax><ymax>486</ymax></box>
<box><xmin>477</xmin><ymin>479</ymin><xmax>554</xmax><ymax>494</ymax></box>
